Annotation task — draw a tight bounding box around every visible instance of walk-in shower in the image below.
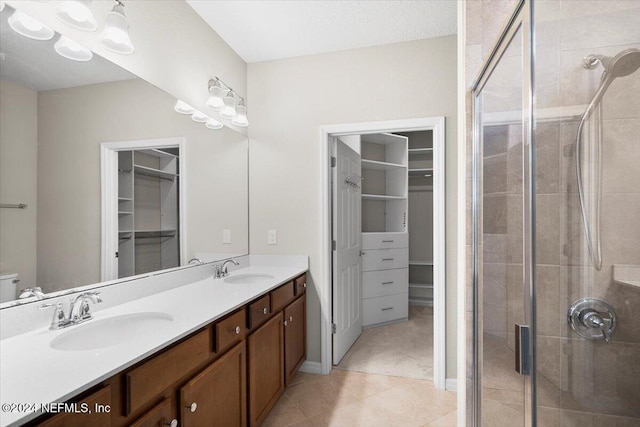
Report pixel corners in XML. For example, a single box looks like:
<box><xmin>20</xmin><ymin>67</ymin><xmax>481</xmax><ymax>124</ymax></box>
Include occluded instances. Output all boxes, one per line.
<box><xmin>471</xmin><ymin>0</ymin><xmax>640</xmax><ymax>425</ymax></box>
<box><xmin>576</xmin><ymin>48</ymin><xmax>640</xmax><ymax>270</ymax></box>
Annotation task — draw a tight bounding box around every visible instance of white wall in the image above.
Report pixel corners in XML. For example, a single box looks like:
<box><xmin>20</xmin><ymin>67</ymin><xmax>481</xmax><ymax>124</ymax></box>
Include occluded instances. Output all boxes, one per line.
<box><xmin>36</xmin><ymin>79</ymin><xmax>248</xmax><ymax>292</ymax></box>
<box><xmin>5</xmin><ymin>0</ymin><xmax>247</xmax><ymax>134</ymax></box>
<box><xmin>247</xmin><ymin>36</ymin><xmax>458</xmax><ymax>377</ymax></box>
<box><xmin>0</xmin><ymin>82</ymin><xmax>38</xmax><ymax>290</ymax></box>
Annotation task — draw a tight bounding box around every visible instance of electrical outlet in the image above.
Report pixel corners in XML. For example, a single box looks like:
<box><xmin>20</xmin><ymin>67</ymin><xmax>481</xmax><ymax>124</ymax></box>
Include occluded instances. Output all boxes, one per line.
<box><xmin>268</xmin><ymin>229</ymin><xmax>277</xmax><ymax>245</ymax></box>
<box><xmin>223</xmin><ymin>229</ymin><xmax>231</xmax><ymax>244</ymax></box>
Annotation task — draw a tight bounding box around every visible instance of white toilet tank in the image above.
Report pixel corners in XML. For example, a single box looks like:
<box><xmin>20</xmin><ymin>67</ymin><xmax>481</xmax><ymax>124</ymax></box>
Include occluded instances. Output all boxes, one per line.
<box><xmin>0</xmin><ymin>273</ymin><xmax>19</xmax><ymax>303</ymax></box>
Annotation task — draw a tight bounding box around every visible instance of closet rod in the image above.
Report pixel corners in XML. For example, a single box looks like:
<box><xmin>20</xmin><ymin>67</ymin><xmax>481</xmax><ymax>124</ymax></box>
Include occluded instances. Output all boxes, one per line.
<box><xmin>0</xmin><ymin>203</ymin><xmax>27</xmax><ymax>209</ymax></box>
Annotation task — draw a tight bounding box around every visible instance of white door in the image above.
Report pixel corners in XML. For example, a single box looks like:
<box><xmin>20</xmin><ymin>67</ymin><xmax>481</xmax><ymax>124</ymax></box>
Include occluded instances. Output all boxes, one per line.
<box><xmin>332</xmin><ymin>138</ymin><xmax>362</xmax><ymax>364</ymax></box>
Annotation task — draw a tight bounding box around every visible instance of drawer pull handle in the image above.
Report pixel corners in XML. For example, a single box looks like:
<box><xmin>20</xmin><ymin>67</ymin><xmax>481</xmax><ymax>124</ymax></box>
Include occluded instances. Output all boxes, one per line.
<box><xmin>382</xmin><ymin>258</ymin><xmax>394</xmax><ymax>261</ymax></box>
<box><xmin>187</xmin><ymin>402</ymin><xmax>197</xmax><ymax>413</ymax></box>
<box><xmin>381</xmin><ymin>307</ymin><xmax>394</xmax><ymax>311</ymax></box>
<box><xmin>303</xmin><ymin>282</ymin><xmax>307</xmax><ymax>288</ymax></box>
<box><xmin>289</xmin><ymin>315</ymin><xmax>293</xmax><ymax>322</ymax></box>
<box><xmin>234</xmin><ymin>326</ymin><xmax>241</xmax><ymax>335</ymax></box>
<box><xmin>284</xmin><ymin>320</ymin><xmax>288</xmax><ymax>327</ymax></box>
<box><xmin>382</xmin><ymin>240</ymin><xmax>394</xmax><ymax>243</ymax></box>
<box><xmin>262</xmin><ymin>307</ymin><xmax>268</xmax><ymax>315</ymax></box>
<box><xmin>166</xmin><ymin>419</ymin><xmax>178</xmax><ymax>427</ymax></box>
<box><xmin>382</xmin><ymin>281</ymin><xmax>394</xmax><ymax>285</ymax></box>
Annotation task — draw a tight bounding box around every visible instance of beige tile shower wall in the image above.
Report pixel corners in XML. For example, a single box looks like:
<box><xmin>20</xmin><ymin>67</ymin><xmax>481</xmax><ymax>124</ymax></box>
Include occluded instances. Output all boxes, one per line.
<box><xmin>0</xmin><ymin>82</ymin><xmax>38</xmax><ymax>291</ymax></box>
<box><xmin>247</xmin><ymin>37</ymin><xmax>458</xmax><ymax>377</ymax></box>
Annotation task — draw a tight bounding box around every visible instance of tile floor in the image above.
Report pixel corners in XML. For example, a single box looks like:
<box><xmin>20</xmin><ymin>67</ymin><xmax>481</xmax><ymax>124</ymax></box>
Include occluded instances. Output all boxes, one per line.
<box><xmin>335</xmin><ymin>305</ymin><xmax>434</xmax><ymax>380</ymax></box>
<box><xmin>262</xmin><ymin>369</ymin><xmax>458</xmax><ymax>427</ymax></box>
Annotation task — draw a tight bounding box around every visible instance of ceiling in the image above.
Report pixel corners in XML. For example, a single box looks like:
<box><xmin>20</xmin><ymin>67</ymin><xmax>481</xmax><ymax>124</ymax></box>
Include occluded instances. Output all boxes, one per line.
<box><xmin>186</xmin><ymin>0</ymin><xmax>457</xmax><ymax>63</ymax></box>
<box><xmin>0</xmin><ymin>6</ymin><xmax>134</xmax><ymax>92</ymax></box>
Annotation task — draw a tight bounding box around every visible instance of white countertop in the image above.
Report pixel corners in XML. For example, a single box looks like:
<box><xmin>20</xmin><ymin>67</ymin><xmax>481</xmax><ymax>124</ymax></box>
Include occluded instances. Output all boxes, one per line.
<box><xmin>0</xmin><ymin>264</ymin><xmax>306</xmax><ymax>427</ymax></box>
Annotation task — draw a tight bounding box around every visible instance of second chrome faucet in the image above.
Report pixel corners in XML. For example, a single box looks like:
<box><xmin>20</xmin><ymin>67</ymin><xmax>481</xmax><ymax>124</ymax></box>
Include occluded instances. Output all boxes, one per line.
<box><xmin>214</xmin><ymin>259</ymin><xmax>240</xmax><ymax>278</ymax></box>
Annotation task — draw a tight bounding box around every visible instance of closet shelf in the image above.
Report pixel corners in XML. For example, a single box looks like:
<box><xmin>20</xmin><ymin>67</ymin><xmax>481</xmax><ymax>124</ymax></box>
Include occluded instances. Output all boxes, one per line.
<box><xmin>362</xmin><ymin>194</ymin><xmax>407</xmax><ymax>201</ymax></box>
<box><xmin>118</xmin><ymin>211</ymin><xmax>133</xmax><ymax>215</ymax></box>
<box><xmin>408</xmin><ymin>148</ymin><xmax>433</xmax><ymax>153</ymax></box>
<box><xmin>409</xmin><ymin>296</ymin><xmax>433</xmax><ymax>306</ymax></box>
<box><xmin>118</xmin><ymin>197</ymin><xmax>133</xmax><ymax>201</ymax></box>
<box><xmin>133</xmin><ymin>165</ymin><xmax>178</xmax><ymax>181</ymax></box>
<box><xmin>409</xmin><ymin>283</ymin><xmax>433</xmax><ymax>289</ymax></box>
<box><xmin>135</xmin><ymin>229</ymin><xmax>177</xmax><ymax>238</ymax></box>
<box><xmin>138</xmin><ymin>148</ymin><xmax>178</xmax><ymax>159</ymax></box>
<box><xmin>409</xmin><ymin>261</ymin><xmax>434</xmax><ymax>266</ymax></box>
<box><xmin>361</xmin><ymin>159</ymin><xmax>407</xmax><ymax>171</ymax></box>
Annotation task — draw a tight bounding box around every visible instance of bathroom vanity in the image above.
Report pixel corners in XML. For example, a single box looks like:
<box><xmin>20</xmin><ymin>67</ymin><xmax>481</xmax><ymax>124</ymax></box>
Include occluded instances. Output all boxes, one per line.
<box><xmin>0</xmin><ymin>259</ymin><xmax>308</xmax><ymax>427</ymax></box>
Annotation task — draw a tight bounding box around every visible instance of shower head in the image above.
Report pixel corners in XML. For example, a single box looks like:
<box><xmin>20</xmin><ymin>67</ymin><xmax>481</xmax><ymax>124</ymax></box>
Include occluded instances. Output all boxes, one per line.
<box><xmin>582</xmin><ymin>48</ymin><xmax>640</xmax><ymax>120</ymax></box>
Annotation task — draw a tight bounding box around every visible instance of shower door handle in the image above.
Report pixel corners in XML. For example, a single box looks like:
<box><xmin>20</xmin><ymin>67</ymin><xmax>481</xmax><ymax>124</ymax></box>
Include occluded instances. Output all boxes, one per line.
<box><xmin>515</xmin><ymin>324</ymin><xmax>530</xmax><ymax>375</ymax></box>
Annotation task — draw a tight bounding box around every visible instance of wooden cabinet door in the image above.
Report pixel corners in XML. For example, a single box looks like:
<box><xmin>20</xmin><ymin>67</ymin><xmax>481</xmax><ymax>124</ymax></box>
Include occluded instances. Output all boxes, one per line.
<box><xmin>37</xmin><ymin>385</ymin><xmax>111</xmax><ymax>427</ymax></box>
<box><xmin>284</xmin><ymin>295</ymin><xmax>306</xmax><ymax>385</ymax></box>
<box><xmin>247</xmin><ymin>312</ymin><xmax>284</xmax><ymax>427</ymax></box>
<box><xmin>128</xmin><ymin>397</ymin><xmax>175</xmax><ymax>427</ymax></box>
<box><xmin>180</xmin><ymin>342</ymin><xmax>246</xmax><ymax>427</ymax></box>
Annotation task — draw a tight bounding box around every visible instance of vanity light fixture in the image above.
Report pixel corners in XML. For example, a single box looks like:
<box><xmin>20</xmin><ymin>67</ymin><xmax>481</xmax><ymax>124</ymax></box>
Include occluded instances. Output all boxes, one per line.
<box><xmin>174</xmin><ymin>100</ymin><xmax>195</xmax><ymax>115</ymax></box>
<box><xmin>191</xmin><ymin>110</ymin><xmax>209</xmax><ymax>123</ymax></box>
<box><xmin>205</xmin><ymin>118</ymin><xmax>223</xmax><ymax>130</ymax></box>
<box><xmin>8</xmin><ymin>10</ymin><xmax>55</xmax><ymax>40</ymax></box>
<box><xmin>99</xmin><ymin>0</ymin><xmax>135</xmax><ymax>55</ymax></box>
<box><xmin>206</xmin><ymin>78</ymin><xmax>229</xmax><ymax>111</ymax></box>
<box><xmin>219</xmin><ymin>91</ymin><xmax>238</xmax><ymax>119</ymax></box>
<box><xmin>56</xmin><ymin>0</ymin><xmax>98</xmax><ymax>31</ymax></box>
<box><xmin>231</xmin><ymin>98</ymin><xmax>249</xmax><ymax>127</ymax></box>
<box><xmin>54</xmin><ymin>35</ymin><xmax>93</xmax><ymax>61</ymax></box>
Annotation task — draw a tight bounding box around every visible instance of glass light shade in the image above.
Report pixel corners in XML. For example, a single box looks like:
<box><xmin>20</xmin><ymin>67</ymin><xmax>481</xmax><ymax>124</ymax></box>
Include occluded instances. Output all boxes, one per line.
<box><xmin>191</xmin><ymin>110</ymin><xmax>208</xmax><ymax>123</ymax></box>
<box><xmin>56</xmin><ymin>0</ymin><xmax>98</xmax><ymax>31</ymax></box>
<box><xmin>231</xmin><ymin>102</ymin><xmax>249</xmax><ymax>127</ymax></box>
<box><xmin>174</xmin><ymin>100</ymin><xmax>195</xmax><ymax>115</ymax></box>
<box><xmin>205</xmin><ymin>118</ymin><xmax>223</xmax><ymax>130</ymax></box>
<box><xmin>219</xmin><ymin>93</ymin><xmax>237</xmax><ymax>119</ymax></box>
<box><xmin>99</xmin><ymin>4</ymin><xmax>134</xmax><ymax>54</ymax></box>
<box><xmin>54</xmin><ymin>36</ymin><xmax>93</xmax><ymax>62</ymax></box>
<box><xmin>206</xmin><ymin>81</ymin><xmax>229</xmax><ymax>111</ymax></box>
<box><xmin>8</xmin><ymin>11</ymin><xmax>55</xmax><ymax>40</ymax></box>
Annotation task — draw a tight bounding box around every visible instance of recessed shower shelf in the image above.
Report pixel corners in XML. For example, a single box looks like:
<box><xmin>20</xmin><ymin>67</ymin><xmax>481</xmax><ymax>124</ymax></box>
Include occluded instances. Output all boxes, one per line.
<box><xmin>613</xmin><ymin>265</ymin><xmax>640</xmax><ymax>289</ymax></box>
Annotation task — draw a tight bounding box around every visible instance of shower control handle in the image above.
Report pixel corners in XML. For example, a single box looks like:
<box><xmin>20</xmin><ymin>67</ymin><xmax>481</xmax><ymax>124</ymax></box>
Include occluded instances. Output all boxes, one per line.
<box><xmin>568</xmin><ymin>298</ymin><xmax>616</xmax><ymax>343</ymax></box>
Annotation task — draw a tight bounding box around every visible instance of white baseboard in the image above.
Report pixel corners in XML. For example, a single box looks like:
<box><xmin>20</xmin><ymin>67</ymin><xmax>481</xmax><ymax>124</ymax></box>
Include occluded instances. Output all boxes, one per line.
<box><xmin>445</xmin><ymin>378</ymin><xmax>457</xmax><ymax>392</ymax></box>
<box><xmin>299</xmin><ymin>361</ymin><xmax>323</xmax><ymax>374</ymax></box>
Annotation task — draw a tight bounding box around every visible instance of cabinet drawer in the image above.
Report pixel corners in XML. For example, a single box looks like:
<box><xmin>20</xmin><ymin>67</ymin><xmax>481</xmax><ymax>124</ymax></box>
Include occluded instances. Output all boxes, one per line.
<box><xmin>125</xmin><ymin>329</ymin><xmax>210</xmax><ymax>415</ymax></box>
<box><xmin>294</xmin><ymin>274</ymin><xmax>307</xmax><ymax>296</ymax></box>
<box><xmin>38</xmin><ymin>385</ymin><xmax>111</xmax><ymax>427</ymax></box>
<box><xmin>214</xmin><ymin>308</ymin><xmax>246</xmax><ymax>354</ymax></box>
<box><xmin>362</xmin><ymin>293</ymin><xmax>408</xmax><ymax>327</ymax></box>
<box><xmin>128</xmin><ymin>397</ymin><xmax>174</xmax><ymax>427</ymax></box>
<box><xmin>362</xmin><ymin>268</ymin><xmax>408</xmax><ymax>299</ymax></box>
<box><xmin>248</xmin><ymin>294</ymin><xmax>271</xmax><ymax>330</ymax></box>
<box><xmin>271</xmin><ymin>281</ymin><xmax>294</xmax><ymax>312</ymax></box>
<box><xmin>361</xmin><ymin>248</ymin><xmax>408</xmax><ymax>272</ymax></box>
<box><xmin>362</xmin><ymin>232</ymin><xmax>408</xmax><ymax>250</ymax></box>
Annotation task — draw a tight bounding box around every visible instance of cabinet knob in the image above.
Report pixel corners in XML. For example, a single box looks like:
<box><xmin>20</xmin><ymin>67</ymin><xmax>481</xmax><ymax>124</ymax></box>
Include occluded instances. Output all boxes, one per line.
<box><xmin>166</xmin><ymin>419</ymin><xmax>178</xmax><ymax>427</ymax></box>
<box><xmin>284</xmin><ymin>320</ymin><xmax>288</xmax><ymax>327</ymax></box>
<box><xmin>263</xmin><ymin>307</ymin><xmax>268</xmax><ymax>315</ymax></box>
<box><xmin>187</xmin><ymin>402</ymin><xmax>197</xmax><ymax>413</ymax></box>
<box><xmin>289</xmin><ymin>315</ymin><xmax>293</xmax><ymax>322</ymax></box>
<box><xmin>235</xmin><ymin>326</ymin><xmax>241</xmax><ymax>335</ymax></box>
<box><xmin>303</xmin><ymin>282</ymin><xmax>307</xmax><ymax>288</ymax></box>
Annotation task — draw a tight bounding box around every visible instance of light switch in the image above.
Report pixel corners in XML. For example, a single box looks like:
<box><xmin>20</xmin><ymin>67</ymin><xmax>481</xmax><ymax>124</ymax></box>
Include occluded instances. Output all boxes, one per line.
<box><xmin>223</xmin><ymin>229</ymin><xmax>231</xmax><ymax>244</ymax></box>
<box><xmin>268</xmin><ymin>229</ymin><xmax>277</xmax><ymax>245</ymax></box>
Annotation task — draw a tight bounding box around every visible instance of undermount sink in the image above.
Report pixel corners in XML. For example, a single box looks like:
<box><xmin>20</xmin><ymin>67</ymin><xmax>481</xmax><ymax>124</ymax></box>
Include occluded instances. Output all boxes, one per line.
<box><xmin>223</xmin><ymin>273</ymin><xmax>275</xmax><ymax>284</ymax></box>
<box><xmin>50</xmin><ymin>312</ymin><xmax>173</xmax><ymax>352</ymax></box>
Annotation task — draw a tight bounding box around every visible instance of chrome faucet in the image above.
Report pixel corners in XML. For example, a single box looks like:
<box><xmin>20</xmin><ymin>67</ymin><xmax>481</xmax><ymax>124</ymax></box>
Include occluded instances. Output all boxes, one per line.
<box><xmin>215</xmin><ymin>259</ymin><xmax>239</xmax><ymax>278</ymax></box>
<box><xmin>18</xmin><ymin>287</ymin><xmax>45</xmax><ymax>300</ymax></box>
<box><xmin>38</xmin><ymin>291</ymin><xmax>102</xmax><ymax>330</ymax></box>
<box><xmin>188</xmin><ymin>258</ymin><xmax>204</xmax><ymax>265</ymax></box>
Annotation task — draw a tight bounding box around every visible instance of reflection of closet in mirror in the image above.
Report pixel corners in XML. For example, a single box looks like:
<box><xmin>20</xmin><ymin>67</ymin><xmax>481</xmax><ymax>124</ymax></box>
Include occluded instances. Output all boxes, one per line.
<box><xmin>117</xmin><ymin>148</ymin><xmax>180</xmax><ymax>278</ymax></box>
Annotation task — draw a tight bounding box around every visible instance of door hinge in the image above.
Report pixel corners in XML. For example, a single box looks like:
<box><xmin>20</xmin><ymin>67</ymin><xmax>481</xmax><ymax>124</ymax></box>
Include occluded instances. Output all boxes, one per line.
<box><xmin>331</xmin><ymin>323</ymin><xmax>337</xmax><ymax>334</ymax></box>
<box><xmin>115</xmin><ymin>251</ymin><xmax>119</xmax><ymax>258</ymax></box>
<box><xmin>515</xmin><ymin>324</ymin><xmax>530</xmax><ymax>375</ymax></box>
<box><xmin>332</xmin><ymin>240</ymin><xmax>336</xmax><ymax>250</ymax></box>
<box><xmin>331</xmin><ymin>156</ymin><xmax>336</xmax><ymax>167</ymax></box>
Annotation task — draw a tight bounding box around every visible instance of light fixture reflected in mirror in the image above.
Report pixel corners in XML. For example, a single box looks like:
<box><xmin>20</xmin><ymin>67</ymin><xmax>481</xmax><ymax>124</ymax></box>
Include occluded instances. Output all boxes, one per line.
<box><xmin>56</xmin><ymin>0</ymin><xmax>98</xmax><ymax>31</ymax></box>
<box><xmin>205</xmin><ymin>118</ymin><xmax>223</xmax><ymax>130</ymax></box>
<box><xmin>191</xmin><ymin>110</ymin><xmax>208</xmax><ymax>123</ymax></box>
<box><xmin>99</xmin><ymin>0</ymin><xmax>134</xmax><ymax>55</ymax></box>
<box><xmin>231</xmin><ymin>99</ymin><xmax>249</xmax><ymax>127</ymax></box>
<box><xmin>206</xmin><ymin>78</ymin><xmax>229</xmax><ymax>111</ymax></box>
<box><xmin>54</xmin><ymin>36</ymin><xmax>93</xmax><ymax>62</ymax></box>
<box><xmin>8</xmin><ymin>10</ymin><xmax>55</xmax><ymax>40</ymax></box>
<box><xmin>174</xmin><ymin>100</ymin><xmax>195</xmax><ymax>115</ymax></box>
<box><xmin>220</xmin><ymin>91</ymin><xmax>237</xmax><ymax>119</ymax></box>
